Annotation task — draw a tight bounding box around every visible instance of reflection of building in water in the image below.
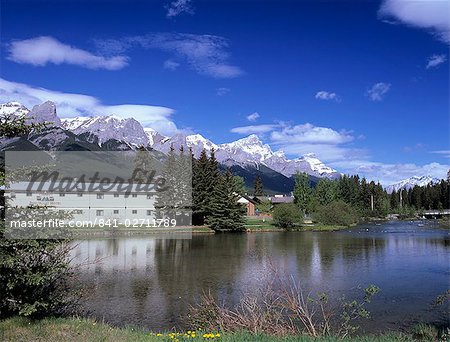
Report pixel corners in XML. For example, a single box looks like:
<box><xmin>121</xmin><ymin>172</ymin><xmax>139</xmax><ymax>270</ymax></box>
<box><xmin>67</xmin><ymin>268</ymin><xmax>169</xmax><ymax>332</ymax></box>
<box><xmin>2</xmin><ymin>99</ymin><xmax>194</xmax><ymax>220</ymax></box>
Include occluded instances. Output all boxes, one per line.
<box><xmin>70</xmin><ymin>239</ymin><xmax>157</xmax><ymax>271</ymax></box>
<box><xmin>7</xmin><ymin>182</ymin><xmax>157</xmax><ymax>223</ymax></box>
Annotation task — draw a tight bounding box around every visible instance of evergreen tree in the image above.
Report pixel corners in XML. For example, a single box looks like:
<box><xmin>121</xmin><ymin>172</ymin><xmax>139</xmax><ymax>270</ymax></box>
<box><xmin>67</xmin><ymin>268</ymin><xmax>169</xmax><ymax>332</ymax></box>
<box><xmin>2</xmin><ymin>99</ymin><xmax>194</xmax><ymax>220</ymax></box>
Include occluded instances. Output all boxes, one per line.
<box><xmin>132</xmin><ymin>146</ymin><xmax>154</xmax><ymax>183</ymax></box>
<box><xmin>314</xmin><ymin>178</ymin><xmax>337</xmax><ymax>206</ymax></box>
<box><xmin>390</xmin><ymin>189</ymin><xmax>399</xmax><ymax>211</ymax></box>
<box><xmin>207</xmin><ymin>170</ymin><xmax>245</xmax><ymax>231</ymax></box>
<box><xmin>192</xmin><ymin>149</ymin><xmax>210</xmax><ymax>225</ymax></box>
<box><xmin>293</xmin><ymin>172</ymin><xmax>312</xmax><ymax>215</ymax></box>
<box><xmin>254</xmin><ymin>175</ymin><xmax>264</xmax><ymax>196</ymax></box>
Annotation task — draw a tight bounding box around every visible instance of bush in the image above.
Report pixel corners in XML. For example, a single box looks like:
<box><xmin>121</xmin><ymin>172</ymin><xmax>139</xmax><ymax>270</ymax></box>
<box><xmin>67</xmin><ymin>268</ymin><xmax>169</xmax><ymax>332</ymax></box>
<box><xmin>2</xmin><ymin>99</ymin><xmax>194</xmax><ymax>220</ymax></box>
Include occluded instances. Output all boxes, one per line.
<box><xmin>313</xmin><ymin>200</ymin><xmax>359</xmax><ymax>227</ymax></box>
<box><xmin>272</xmin><ymin>203</ymin><xmax>302</xmax><ymax>229</ymax></box>
<box><xmin>0</xmin><ymin>232</ymin><xmax>80</xmax><ymax>318</ymax></box>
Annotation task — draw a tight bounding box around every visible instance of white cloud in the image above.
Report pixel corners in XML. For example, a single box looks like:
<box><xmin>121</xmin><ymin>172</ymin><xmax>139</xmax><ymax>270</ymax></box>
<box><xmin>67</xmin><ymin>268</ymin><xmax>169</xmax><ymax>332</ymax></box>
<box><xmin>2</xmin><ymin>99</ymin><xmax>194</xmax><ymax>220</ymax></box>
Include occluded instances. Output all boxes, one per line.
<box><xmin>163</xmin><ymin>59</ymin><xmax>180</xmax><ymax>70</ymax></box>
<box><xmin>331</xmin><ymin>160</ymin><xmax>450</xmax><ymax>185</ymax></box>
<box><xmin>367</xmin><ymin>82</ymin><xmax>391</xmax><ymax>101</ymax></box>
<box><xmin>231</xmin><ymin>118</ymin><xmax>449</xmax><ymax>184</ymax></box>
<box><xmin>0</xmin><ymin>78</ymin><xmax>179</xmax><ymax>135</ymax></box>
<box><xmin>230</xmin><ymin>124</ymin><xmax>278</xmax><ymax>134</ymax></box>
<box><xmin>7</xmin><ymin>36</ymin><xmax>128</xmax><ymax>70</ymax></box>
<box><xmin>315</xmin><ymin>91</ymin><xmax>340</xmax><ymax>102</ymax></box>
<box><xmin>216</xmin><ymin>87</ymin><xmax>230</xmax><ymax>96</ymax></box>
<box><xmin>270</xmin><ymin>123</ymin><xmax>354</xmax><ymax>145</ymax></box>
<box><xmin>426</xmin><ymin>54</ymin><xmax>447</xmax><ymax>69</ymax></box>
<box><xmin>166</xmin><ymin>0</ymin><xmax>194</xmax><ymax>18</ymax></box>
<box><xmin>246</xmin><ymin>112</ymin><xmax>260</xmax><ymax>122</ymax></box>
<box><xmin>430</xmin><ymin>150</ymin><xmax>450</xmax><ymax>158</ymax></box>
<box><xmin>379</xmin><ymin>0</ymin><xmax>450</xmax><ymax>44</ymax></box>
<box><xmin>96</xmin><ymin>33</ymin><xmax>243</xmax><ymax>78</ymax></box>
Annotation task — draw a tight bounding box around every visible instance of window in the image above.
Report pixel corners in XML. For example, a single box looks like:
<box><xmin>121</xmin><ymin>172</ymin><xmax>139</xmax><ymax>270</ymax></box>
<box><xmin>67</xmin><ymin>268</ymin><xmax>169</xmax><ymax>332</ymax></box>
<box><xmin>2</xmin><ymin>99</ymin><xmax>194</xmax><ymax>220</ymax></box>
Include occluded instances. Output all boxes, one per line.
<box><xmin>59</xmin><ymin>193</ymin><xmax>65</xmax><ymax>197</ymax></box>
<box><xmin>147</xmin><ymin>210</ymin><xmax>152</xmax><ymax>216</ymax></box>
<box><xmin>77</xmin><ymin>193</ymin><xmax>83</xmax><ymax>197</ymax></box>
<box><xmin>96</xmin><ymin>210</ymin><xmax>104</xmax><ymax>216</ymax></box>
<box><xmin>132</xmin><ymin>210</ymin><xmax>137</xmax><ymax>214</ymax></box>
<box><xmin>113</xmin><ymin>210</ymin><xmax>119</xmax><ymax>214</ymax></box>
<box><xmin>132</xmin><ymin>194</ymin><xmax>138</xmax><ymax>198</ymax></box>
<box><xmin>97</xmin><ymin>194</ymin><xmax>104</xmax><ymax>199</ymax></box>
<box><xmin>26</xmin><ymin>192</ymin><xmax>32</xmax><ymax>197</ymax></box>
<box><xmin>114</xmin><ymin>194</ymin><xmax>119</xmax><ymax>198</ymax></box>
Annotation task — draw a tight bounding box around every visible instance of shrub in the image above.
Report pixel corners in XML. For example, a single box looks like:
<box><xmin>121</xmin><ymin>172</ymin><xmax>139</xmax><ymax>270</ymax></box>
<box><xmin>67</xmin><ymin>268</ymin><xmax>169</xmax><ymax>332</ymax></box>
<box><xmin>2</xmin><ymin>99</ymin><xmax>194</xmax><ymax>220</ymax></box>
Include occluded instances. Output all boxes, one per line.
<box><xmin>272</xmin><ymin>203</ymin><xmax>302</xmax><ymax>229</ymax></box>
<box><xmin>0</xmin><ymin>231</ymin><xmax>81</xmax><ymax>318</ymax></box>
<box><xmin>313</xmin><ymin>200</ymin><xmax>359</xmax><ymax>227</ymax></box>
<box><xmin>412</xmin><ymin>323</ymin><xmax>438</xmax><ymax>341</ymax></box>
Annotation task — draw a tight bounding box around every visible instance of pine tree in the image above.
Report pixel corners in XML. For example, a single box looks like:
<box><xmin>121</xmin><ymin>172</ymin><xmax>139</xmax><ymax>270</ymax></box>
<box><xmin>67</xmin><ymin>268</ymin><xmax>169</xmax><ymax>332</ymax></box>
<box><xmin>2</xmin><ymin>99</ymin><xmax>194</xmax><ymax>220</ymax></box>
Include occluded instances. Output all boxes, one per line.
<box><xmin>192</xmin><ymin>149</ymin><xmax>210</xmax><ymax>225</ymax></box>
<box><xmin>207</xmin><ymin>170</ymin><xmax>245</xmax><ymax>232</ymax></box>
<box><xmin>254</xmin><ymin>175</ymin><xmax>264</xmax><ymax>196</ymax></box>
<box><xmin>132</xmin><ymin>146</ymin><xmax>154</xmax><ymax>183</ymax></box>
<box><xmin>390</xmin><ymin>189</ymin><xmax>399</xmax><ymax>211</ymax></box>
<box><xmin>293</xmin><ymin>172</ymin><xmax>312</xmax><ymax>215</ymax></box>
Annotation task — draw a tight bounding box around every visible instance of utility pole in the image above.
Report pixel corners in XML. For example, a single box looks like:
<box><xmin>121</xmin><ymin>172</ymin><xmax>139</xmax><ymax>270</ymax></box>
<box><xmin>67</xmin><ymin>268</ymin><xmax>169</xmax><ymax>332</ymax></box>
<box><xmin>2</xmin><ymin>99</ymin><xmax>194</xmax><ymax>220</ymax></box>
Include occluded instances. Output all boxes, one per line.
<box><xmin>370</xmin><ymin>194</ymin><xmax>374</xmax><ymax>211</ymax></box>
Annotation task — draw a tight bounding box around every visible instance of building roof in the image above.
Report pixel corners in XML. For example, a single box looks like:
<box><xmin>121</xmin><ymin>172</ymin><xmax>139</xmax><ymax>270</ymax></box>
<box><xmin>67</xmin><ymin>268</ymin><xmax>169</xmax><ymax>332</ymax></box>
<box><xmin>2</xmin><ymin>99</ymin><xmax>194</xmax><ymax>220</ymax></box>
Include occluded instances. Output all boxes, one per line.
<box><xmin>270</xmin><ymin>196</ymin><xmax>294</xmax><ymax>204</ymax></box>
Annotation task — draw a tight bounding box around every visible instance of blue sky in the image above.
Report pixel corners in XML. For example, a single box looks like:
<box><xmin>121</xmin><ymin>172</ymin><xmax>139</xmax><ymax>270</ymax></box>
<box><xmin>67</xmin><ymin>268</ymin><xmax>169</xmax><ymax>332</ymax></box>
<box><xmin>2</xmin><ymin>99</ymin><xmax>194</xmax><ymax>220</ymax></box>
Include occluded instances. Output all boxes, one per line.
<box><xmin>0</xmin><ymin>0</ymin><xmax>449</xmax><ymax>184</ymax></box>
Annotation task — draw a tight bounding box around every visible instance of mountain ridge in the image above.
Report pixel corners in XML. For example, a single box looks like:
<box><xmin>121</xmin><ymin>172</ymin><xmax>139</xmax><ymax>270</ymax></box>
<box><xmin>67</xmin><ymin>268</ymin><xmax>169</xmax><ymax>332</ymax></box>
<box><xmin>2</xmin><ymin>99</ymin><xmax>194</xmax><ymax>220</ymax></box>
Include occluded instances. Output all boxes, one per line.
<box><xmin>0</xmin><ymin>100</ymin><xmax>339</xmax><ymax>179</ymax></box>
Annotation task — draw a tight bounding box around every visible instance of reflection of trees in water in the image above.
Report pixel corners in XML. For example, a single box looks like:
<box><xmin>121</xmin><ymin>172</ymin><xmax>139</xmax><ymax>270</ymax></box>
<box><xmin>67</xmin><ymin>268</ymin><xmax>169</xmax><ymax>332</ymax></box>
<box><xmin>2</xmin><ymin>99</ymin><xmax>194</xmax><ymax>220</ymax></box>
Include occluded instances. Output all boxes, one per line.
<box><xmin>153</xmin><ymin>234</ymin><xmax>248</xmax><ymax>329</ymax></box>
<box><xmin>105</xmin><ymin>238</ymin><xmax>120</xmax><ymax>256</ymax></box>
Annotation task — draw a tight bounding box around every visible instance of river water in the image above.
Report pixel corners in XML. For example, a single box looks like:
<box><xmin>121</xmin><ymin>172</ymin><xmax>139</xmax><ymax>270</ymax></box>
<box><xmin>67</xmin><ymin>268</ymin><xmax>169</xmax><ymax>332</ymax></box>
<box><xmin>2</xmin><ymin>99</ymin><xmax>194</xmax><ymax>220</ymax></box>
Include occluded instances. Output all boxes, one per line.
<box><xmin>70</xmin><ymin>220</ymin><xmax>449</xmax><ymax>333</ymax></box>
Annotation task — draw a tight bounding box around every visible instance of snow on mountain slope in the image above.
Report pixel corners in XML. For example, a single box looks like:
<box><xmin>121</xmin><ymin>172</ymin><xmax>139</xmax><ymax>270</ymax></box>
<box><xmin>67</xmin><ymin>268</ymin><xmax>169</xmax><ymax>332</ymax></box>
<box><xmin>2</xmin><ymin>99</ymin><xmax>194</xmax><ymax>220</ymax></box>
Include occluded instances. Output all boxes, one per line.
<box><xmin>144</xmin><ymin>127</ymin><xmax>166</xmax><ymax>146</ymax></box>
<box><xmin>0</xmin><ymin>102</ymin><xmax>30</xmax><ymax>116</ymax></box>
<box><xmin>61</xmin><ymin>115</ymin><xmax>149</xmax><ymax>146</ymax></box>
<box><xmin>385</xmin><ymin>175</ymin><xmax>441</xmax><ymax>193</ymax></box>
<box><xmin>1</xmin><ymin>101</ymin><xmax>339</xmax><ymax>179</ymax></box>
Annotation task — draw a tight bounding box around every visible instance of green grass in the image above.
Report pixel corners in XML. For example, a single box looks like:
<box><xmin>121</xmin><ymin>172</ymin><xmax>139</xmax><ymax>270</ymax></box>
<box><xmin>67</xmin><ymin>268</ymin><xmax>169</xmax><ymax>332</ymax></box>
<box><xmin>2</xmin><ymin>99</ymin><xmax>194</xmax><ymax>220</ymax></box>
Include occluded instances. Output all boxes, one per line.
<box><xmin>0</xmin><ymin>317</ymin><xmax>414</xmax><ymax>342</ymax></box>
<box><xmin>244</xmin><ymin>217</ymin><xmax>283</xmax><ymax>231</ymax></box>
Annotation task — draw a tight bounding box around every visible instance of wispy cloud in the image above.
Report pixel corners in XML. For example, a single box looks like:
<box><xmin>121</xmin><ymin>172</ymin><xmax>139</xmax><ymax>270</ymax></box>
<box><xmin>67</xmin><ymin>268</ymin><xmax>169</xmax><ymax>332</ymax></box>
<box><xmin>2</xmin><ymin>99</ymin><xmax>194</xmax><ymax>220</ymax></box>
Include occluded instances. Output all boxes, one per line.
<box><xmin>96</xmin><ymin>33</ymin><xmax>243</xmax><ymax>78</ymax></box>
<box><xmin>216</xmin><ymin>87</ymin><xmax>230</xmax><ymax>96</ymax></box>
<box><xmin>430</xmin><ymin>150</ymin><xmax>450</xmax><ymax>158</ymax></box>
<box><xmin>331</xmin><ymin>160</ymin><xmax>449</xmax><ymax>185</ymax></box>
<box><xmin>246</xmin><ymin>112</ymin><xmax>260</xmax><ymax>122</ymax></box>
<box><xmin>367</xmin><ymin>82</ymin><xmax>391</xmax><ymax>101</ymax></box>
<box><xmin>163</xmin><ymin>59</ymin><xmax>180</xmax><ymax>70</ymax></box>
<box><xmin>315</xmin><ymin>91</ymin><xmax>340</xmax><ymax>102</ymax></box>
<box><xmin>0</xmin><ymin>78</ymin><xmax>178</xmax><ymax>135</ymax></box>
<box><xmin>166</xmin><ymin>0</ymin><xmax>194</xmax><ymax>18</ymax></box>
<box><xmin>230</xmin><ymin>124</ymin><xmax>278</xmax><ymax>134</ymax></box>
<box><xmin>7</xmin><ymin>36</ymin><xmax>128</xmax><ymax>70</ymax></box>
<box><xmin>378</xmin><ymin>0</ymin><xmax>450</xmax><ymax>44</ymax></box>
<box><xmin>426</xmin><ymin>54</ymin><xmax>447</xmax><ymax>69</ymax></box>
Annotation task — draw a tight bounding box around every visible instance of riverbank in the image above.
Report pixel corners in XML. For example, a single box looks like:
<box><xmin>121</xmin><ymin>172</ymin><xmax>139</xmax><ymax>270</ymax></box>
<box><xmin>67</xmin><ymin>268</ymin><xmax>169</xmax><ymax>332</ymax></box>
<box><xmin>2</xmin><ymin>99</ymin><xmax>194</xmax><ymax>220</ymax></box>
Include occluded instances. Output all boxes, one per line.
<box><xmin>66</xmin><ymin>218</ymin><xmax>352</xmax><ymax>236</ymax></box>
<box><xmin>0</xmin><ymin>317</ymin><xmax>416</xmax><ymax>341</ymax></box>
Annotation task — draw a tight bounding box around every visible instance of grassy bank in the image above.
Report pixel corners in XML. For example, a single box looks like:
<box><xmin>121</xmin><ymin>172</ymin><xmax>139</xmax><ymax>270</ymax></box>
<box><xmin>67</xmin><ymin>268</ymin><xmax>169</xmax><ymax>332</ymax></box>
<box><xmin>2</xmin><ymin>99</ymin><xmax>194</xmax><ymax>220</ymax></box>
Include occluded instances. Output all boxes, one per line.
<box><xmin>0</xmin><ymin>317</ymin><xmax>415</xmax><ymax>342</ymax></box>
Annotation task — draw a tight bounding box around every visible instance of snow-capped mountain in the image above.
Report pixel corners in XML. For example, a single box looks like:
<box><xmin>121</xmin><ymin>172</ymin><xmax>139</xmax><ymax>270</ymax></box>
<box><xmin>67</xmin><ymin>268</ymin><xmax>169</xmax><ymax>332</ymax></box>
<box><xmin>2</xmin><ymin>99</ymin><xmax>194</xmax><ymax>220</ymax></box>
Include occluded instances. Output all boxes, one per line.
<box><xmin>0</xmin><ymin>101</ymin><xmax>61</xmax><ymax>126</ymax></box>
<box><xmin>61</xmin><ymin>115</ymin><xmax>149</xmax><ymax>146</ymax></box>
<box><xmin>385</xmin><ymin>175</ymin><xmax>441</xmax><ymax>193</ymax></box>
<box><xmin>153</xmin><ymin>132</ymin><xmax>339</xmax><ymax>178</ymax></box>
<box><xmin>1</xmin><ymin>100</ymin><xmax>338</xmax><ymax>179</ymax></box>
<box><xmin>0</xmin><ymin>101</ymin><xmax>30</xmax><ymax>116</ymax></box>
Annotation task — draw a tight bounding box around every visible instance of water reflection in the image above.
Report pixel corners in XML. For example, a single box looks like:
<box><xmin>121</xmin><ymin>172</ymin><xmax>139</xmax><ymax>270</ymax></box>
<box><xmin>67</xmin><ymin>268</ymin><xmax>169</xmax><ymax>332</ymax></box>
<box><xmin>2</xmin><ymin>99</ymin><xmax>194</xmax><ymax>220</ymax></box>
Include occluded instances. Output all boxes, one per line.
<box><xmin>71</xmin><ymin>221</ymin><xmax>449</xmax><ymax>332</ymax></box>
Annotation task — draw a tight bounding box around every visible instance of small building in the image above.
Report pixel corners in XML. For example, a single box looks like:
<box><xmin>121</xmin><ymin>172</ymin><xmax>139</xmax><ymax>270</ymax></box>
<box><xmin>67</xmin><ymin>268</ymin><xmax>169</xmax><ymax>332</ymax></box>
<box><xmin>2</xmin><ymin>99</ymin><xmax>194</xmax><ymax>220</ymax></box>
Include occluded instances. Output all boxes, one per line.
<box><xmin>237</xmin><ymin>195</ymin><xmax>259</xmax><ymax>216</ymax></box>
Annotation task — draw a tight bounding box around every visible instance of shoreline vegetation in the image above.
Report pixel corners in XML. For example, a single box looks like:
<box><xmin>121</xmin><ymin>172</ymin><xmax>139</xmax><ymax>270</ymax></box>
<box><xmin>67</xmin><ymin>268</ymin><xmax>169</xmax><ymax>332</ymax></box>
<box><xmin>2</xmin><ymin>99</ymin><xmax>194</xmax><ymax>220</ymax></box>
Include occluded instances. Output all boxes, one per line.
<box><xmin>0</xmin><ymin>317</ymin><xmax>433</xmax><ymax>342</ymax></box>
<box><xmin>67</xmin><ymin>216</ymin><xmax>448</xmax><ymax>238</ymax></box>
